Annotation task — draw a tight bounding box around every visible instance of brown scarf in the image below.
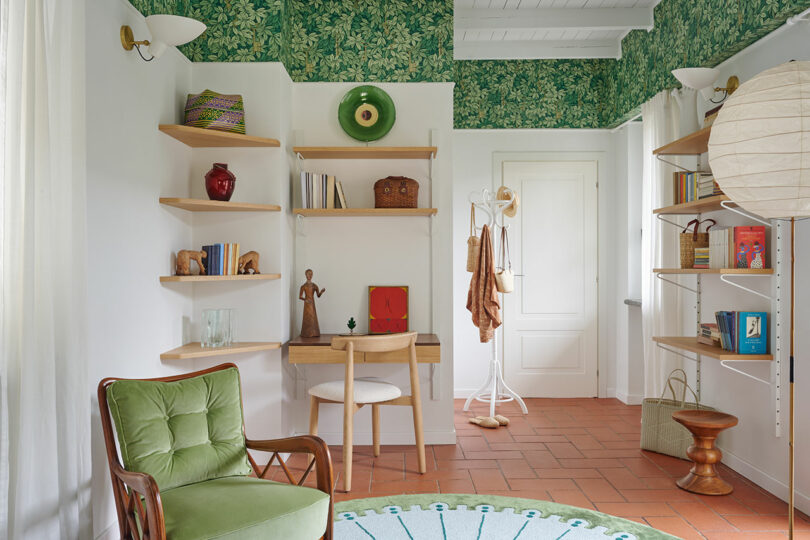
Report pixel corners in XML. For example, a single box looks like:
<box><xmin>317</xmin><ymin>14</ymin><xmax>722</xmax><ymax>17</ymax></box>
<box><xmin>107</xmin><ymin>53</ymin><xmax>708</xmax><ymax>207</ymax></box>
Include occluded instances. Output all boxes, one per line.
<box><xmin>466</xmin><ymin>224</ymin><xmax>501</xmax><ymax>343</ymax></box>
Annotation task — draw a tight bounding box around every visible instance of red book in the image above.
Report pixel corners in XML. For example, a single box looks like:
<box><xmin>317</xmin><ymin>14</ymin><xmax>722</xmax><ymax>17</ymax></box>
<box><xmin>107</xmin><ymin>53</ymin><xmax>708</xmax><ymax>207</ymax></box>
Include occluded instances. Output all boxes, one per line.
<box><xmin>734</xmin><ymin>226</ymin><xmax>767</xmax><ymax>269</ymax></box>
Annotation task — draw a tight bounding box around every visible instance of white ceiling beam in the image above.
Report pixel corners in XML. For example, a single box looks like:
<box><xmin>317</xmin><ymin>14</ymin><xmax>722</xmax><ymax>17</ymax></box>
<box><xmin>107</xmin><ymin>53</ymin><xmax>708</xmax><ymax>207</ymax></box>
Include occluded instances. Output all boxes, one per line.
<box><xmin>455</xmin><ymin>7</ymin><xmax>653</xmax><ymax>32</ymax></box>
<box><xmin>454</xmin><ymin>39</ymin><xmax>620</xmax><ymax>60</ymax></box>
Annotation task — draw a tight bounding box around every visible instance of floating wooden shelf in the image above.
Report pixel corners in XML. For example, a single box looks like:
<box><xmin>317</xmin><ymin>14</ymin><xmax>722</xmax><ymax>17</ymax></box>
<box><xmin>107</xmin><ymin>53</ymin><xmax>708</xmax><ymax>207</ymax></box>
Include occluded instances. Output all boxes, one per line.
<box><xmin>653</xmin><ymin>126</ymin><xmax>711</xmax><ymax>156</ymax></box>
<box><xmin>654</xmin><ymin>195</ymin><xmax>732</xmax><ymax>215</ymax></box>
<box><xmin>654</xmin><ymin>268</ymin><xmax>773</xmax><ymax>275</ymax></box>
<box><xmin>653</xmin><ymin>336</ymin><xmax>772</xmax><ymax>361</ymax></box>
<box><xmin>161</xmin><ymin>341</ymin><xmax>281</xmax><ymax>360</ymax></box>
<box><xmin>293</xmin><ymin>208</ymin><xmax>437</xmax><ymax>217</ymax></box>
<box><xmin>160</xmin><ymin>198</ymin><xmax>281</xmax><ymax>212</ymax></box>
<box><xmin>159</xmin><ymin>125</ymin><xmax>281</xmax><ymax>148</ymax></box>
<box><xmin>160</xmin><ymin>274</ymin><xmax>281</xmax><ymax>283</ymax></box>
<box><xmin>293</xmin><ymin>146</ymin><xmax>437</xmax><ymax>160</ymax></box>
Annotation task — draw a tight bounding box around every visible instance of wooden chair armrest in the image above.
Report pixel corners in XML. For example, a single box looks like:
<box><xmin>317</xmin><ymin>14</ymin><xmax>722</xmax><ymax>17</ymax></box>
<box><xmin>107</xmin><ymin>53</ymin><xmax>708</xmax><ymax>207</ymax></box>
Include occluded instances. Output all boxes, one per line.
<box><xmin>110</xmin><ymin>464</ymin><xmax>166</xmax><ymax>540</ymax></box>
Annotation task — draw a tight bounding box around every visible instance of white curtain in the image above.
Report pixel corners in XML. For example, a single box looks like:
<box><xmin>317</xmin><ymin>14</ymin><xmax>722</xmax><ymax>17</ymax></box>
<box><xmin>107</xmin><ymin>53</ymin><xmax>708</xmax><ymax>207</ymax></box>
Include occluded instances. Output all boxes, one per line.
<box><xmin>1</xmin><ymin>0</ymin><xmax>91</xmax><ymax>538</ymax></box>
<box><xmin>641</xmin><ymin>91</ymin><xmax>684</xmax><ymax>398</ymax></box>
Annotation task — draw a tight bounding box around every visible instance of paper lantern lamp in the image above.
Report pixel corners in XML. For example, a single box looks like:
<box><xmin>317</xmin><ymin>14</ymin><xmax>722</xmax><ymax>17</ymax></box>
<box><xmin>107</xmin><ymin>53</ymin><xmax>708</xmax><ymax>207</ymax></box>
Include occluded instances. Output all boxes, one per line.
<box><xmin>708</xmin><ymin>61</ymin><xmax>810</xmax><ymax>219</ymax></box>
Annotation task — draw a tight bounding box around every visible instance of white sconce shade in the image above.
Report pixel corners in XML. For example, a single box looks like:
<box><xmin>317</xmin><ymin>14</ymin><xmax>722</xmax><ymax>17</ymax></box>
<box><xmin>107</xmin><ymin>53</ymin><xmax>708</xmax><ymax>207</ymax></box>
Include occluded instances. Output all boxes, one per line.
<box><xmin>144</xmin><ymin>15</ymin><xmax>206</xmax><ymax>59</ymax></box>
<box><xmin>708</xmin><ymin>61</ymin><xmax>810</xmax><ymax>219</ymax></box>
<box><xmin>672</xmin><ymin>67</ymin><xmax>720</xmax><ymax>100</ymax></box>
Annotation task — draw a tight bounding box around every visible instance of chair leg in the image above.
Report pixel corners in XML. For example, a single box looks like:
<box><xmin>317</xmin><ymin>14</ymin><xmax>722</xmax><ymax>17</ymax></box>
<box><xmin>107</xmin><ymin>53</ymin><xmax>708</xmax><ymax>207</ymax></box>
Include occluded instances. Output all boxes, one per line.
<box><xmin>309</xmin><ymin>395</ymin><xmax>319</xmax><ymax>436</ymax></box>
<box><xmin>372</xmin><ymin>404</ymin><xmax>381</xmax><ymax>457</ymax></box>
<box><xmin>343</xmin><ymin>356</ymin><xmax>355</xmax><ymax>492</ymax></box>
<box><xmin>408</xmin><ymin>345</ymin><xmax>426</xmax><ymax>474</ymax></box>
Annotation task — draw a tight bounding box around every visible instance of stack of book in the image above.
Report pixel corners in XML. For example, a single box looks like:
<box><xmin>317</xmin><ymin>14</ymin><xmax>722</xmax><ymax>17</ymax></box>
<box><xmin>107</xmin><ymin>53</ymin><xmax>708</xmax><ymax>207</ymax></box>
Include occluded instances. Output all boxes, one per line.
<box><xmin>693</xmin><ymin>247</ymin><xmax>710</xmax><ymax>269</ymax></box>
<box><xmin>673</xmin><ymin>172</ymin><xmax>722</xmax><ymax>204</ymax></box>
<box><xmin>300</xmin><ymin>172</ymin><xmax>348</xmax><ymax>209</ymax></box>
<box><xmin>714</xmin><ymin>311</ymin><xmax>768</xmax><ymax>354</ymax></box>
<box><xmin>202</xmin><ymin>243</ymin><xmax>239</xmax><ymax>275</ymax></box>
<box><xmin>708</xmin><ymin>226</ymin><xmax>767</xmax><ymax>269</ymax></box>
<box><xmin>697</xmin><ymin>323</ymin><xmax>721</xmax><ymax>347</ymax></box>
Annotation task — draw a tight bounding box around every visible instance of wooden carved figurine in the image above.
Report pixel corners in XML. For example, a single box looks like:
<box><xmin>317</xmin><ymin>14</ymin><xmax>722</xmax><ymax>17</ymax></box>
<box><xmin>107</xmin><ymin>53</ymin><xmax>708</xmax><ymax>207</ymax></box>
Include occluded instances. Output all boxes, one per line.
<box><xmin>176</xmin><ymin>250</ymin><xmax>207</xmax><ymax>276</ymax></box>
<box><xmin>299</xmin><ymin>269</ymin><xmax>325</xmax><ymax>337</ymax></box>
<box><xmin>238</xmin><ymin>251</ymin><xmax>260</xmax><ymax>274</ymax></box>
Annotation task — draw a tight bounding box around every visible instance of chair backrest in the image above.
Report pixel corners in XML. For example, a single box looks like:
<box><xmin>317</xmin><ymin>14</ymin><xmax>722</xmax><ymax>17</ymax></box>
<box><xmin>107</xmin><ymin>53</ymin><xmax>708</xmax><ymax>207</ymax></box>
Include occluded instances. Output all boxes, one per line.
<box><xmin>331</xmin><ymin>331</ymin><xmax>418</xmax><ymax>353</ymax></box>
<box><xmin>98</xmin><ymin>363</ymin><xmax>253</xmax><ymax>492</ymax></box>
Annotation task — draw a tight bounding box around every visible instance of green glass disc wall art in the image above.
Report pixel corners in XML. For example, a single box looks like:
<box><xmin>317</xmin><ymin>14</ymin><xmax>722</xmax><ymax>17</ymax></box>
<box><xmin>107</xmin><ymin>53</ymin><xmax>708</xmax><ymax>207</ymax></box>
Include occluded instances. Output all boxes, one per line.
<box><xmin>338</xmin><ymin>86</ymin><xmax>396</xmax><ymax>142</ymax></box>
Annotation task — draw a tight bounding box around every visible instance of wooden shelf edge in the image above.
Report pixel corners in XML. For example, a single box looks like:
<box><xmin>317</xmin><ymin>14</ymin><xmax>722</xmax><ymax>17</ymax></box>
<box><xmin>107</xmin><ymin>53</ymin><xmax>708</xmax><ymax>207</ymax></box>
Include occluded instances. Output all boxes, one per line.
<box><xmin>161</xmin><ymin>341</ymin><xmax>281</xmax><ymax>360</ymax></box>
<box><xmin>653</xmin><ymin>195</ymin><xmax>732</xmax><ymax>215</ymax></box>
<box><xmin>158</xmin><ymin>124</ymin><xmax>281</xmax><ymax>148</ymax></box>
<box><xmin>293</xmin><ymin>146</ymin><xmax>437</xmax><ymax>160</ymax></box>
<box><xmin>293</xmin><ymin>208</ymin><xmax>437</xmax><ymax>217</ymax></box>
<box><xmin>160</xmin><ymin>273</ymin><xmax>281</xmax><ymax>283</ymax></box>
<box><xmin>653</xmin><ymin>336</ymin><xmax>772</xmax><ymax>361</ymax></box>
<box><xmin>653</xmin><ymin>126</ymin><xmax>712</xmax><ymax>156</ymax></box>
<box><xmin>653</xmin><ymin>268</ymin><xmax>773</xmax><ymax>275</ymax></box>
<box><xmin>160</xmin><ymin>198</ymin><xmax>281</xmax><ymax>212</ymax></box>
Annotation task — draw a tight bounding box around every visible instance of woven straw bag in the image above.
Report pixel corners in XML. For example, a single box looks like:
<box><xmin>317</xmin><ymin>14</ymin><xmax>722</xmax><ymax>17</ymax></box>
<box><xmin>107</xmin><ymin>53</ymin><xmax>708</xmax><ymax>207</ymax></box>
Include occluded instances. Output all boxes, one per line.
<box><xmin>466</xmin><ymin>204</ymin><xmax>481</xmax><ymax>272</ymax></box>
<box><xmin>679</xmin><ymin>218</ymin><xmax>715</xmax><ymax>269</ymax></box>
<box><xmin>495</xmin><ymin>226</ymin><xmax>514</xmax><ymax>293</ymax></box>
<box><xmin>641</xmin><ymin>369</ymin><xmax>714</xmax><ymax>459</ymax></box>
<box><xmin>374</xmin><ymin>176</ymin><xmax>418</xmax><ymax>208</ymax></box>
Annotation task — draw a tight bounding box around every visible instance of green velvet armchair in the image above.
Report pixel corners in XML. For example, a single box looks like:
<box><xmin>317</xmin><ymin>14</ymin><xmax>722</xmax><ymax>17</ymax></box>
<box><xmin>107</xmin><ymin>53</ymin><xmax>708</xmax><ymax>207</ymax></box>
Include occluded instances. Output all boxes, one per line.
<box><xmin>98</xmin><ymin>363</ymin><xmax>333</xmax><ymax>540</ymax></box>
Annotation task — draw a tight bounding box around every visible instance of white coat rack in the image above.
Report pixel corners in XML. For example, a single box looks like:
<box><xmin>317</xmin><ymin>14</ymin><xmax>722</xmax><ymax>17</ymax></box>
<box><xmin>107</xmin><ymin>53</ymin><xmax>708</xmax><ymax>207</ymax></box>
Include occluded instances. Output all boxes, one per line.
<box><xmin>463</xmin><ymin>188</ymin><xmax>528</xmax><ymax>417</ymax></box>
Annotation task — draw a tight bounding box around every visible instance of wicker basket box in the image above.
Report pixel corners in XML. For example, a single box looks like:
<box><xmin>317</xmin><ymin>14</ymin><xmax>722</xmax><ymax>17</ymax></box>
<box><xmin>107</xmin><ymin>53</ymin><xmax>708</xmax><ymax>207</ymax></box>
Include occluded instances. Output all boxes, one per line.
<box><xmin>184</xmin><ymin>89</ymin><xmax>245</xmax><ymax>134</ymax></box>
<box><xmin>374</xmin><ymin>176</ymin><xmax>419</xmax><ymax>208</ymax></box>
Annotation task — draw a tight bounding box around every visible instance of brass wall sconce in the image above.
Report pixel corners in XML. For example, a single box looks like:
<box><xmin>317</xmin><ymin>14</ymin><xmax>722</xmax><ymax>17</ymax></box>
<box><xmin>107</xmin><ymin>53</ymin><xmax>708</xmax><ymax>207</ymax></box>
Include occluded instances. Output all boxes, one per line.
<box><xmin>120</xmin><ymin>15</ymin><xmax>205</xmax><ymax>62</ymax></box>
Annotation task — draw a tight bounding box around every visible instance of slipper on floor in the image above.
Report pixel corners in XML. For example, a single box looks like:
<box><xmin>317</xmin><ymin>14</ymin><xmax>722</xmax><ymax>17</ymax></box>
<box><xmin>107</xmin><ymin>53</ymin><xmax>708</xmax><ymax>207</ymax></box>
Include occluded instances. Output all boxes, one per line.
<box><xmin>493</xmin><ymin>414</ymin><xmax>510</xmax><ymax>426</ymax></box>
<box><xmin>468</xmin><ymin>416</ymin><xmax>499</xmax><ymax>429</ymax></box>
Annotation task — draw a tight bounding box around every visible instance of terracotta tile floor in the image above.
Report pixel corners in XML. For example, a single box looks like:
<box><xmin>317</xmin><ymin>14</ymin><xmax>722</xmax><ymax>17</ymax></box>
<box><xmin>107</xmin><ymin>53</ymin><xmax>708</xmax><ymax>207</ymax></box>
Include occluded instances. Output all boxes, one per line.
<box><xmin>273</xmin><ymin>398</ymin><xmax>809</xmax><ymax>538</ymax></box>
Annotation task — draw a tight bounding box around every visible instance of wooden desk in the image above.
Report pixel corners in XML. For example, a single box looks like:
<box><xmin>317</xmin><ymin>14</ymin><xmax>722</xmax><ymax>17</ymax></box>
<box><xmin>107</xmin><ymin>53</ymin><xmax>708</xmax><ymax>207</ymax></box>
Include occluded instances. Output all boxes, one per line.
<box><xmin>287</xmin><ymin>333</ymin><xmax>440</xmax><ymax>365</ymax></box>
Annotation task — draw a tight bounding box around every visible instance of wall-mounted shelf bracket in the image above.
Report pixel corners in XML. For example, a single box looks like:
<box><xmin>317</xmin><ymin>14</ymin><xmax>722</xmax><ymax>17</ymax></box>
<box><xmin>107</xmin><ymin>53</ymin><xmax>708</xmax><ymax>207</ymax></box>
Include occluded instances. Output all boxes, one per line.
<box><xmin>719</xmin><ymin>200</ymin><xmax>772</xmax><ymax>227</ymax></box>
<box><xmin>719</xmin><ymin>360</ymin><xmax>772</xmax><ymax>385</ymax></box>
<box><xmin>656</xmin><ymin>342</ymin><xmax>700</xmax><ymax>363</ymax></box>
<box><xmin>719</xmin><ymin>274</ymin><xmax>774</xmax><ymax>301</ymax></box>
<box><xmin>656</xmin><ymin>272</ymin><xmax>698</xmax><ymax>293</ymax></box>
<box><xmin>656</xmin><ymin>213</ymin><xmax>686</xmax><ymax>229</ymax></box>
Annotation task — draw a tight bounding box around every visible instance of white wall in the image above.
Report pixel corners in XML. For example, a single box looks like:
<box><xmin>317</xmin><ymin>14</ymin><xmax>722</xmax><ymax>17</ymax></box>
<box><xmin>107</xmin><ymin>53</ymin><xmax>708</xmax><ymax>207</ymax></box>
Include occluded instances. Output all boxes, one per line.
<box><xmin>285</xmin><ymin>83</ymin><xmax>456</xmax><ymax>445</ymax></box>
<box><xmin>86</xmin><ymin>1</ymin><xmax>193</xmax><ymax>537</ymax></box>
<box><xmin>452</xmin><ymin>130</ymin><xmax>618</xmax><ymax>399</ymax></box>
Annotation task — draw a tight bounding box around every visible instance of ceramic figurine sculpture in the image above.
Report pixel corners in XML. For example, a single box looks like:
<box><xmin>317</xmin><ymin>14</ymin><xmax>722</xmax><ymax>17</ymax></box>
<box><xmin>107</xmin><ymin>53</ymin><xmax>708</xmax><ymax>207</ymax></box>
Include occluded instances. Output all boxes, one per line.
<box><xmin>299</xmin><ymin>269</ymin><xmax>325</xmax><ymax>338</ymax></box>
<box><xmin>176</xmin><ymin>249</ymin><xmax>207</xmax><ymax>276</ymax></box>
<box><xmin>237</xmin><ymin>251</ymin><xmax>260</xmax><ymax>274</ymax></box>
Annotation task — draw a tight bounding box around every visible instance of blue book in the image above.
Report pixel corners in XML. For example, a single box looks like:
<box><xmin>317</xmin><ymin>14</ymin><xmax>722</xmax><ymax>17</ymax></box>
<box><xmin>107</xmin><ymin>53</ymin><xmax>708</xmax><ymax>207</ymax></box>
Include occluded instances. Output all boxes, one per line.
<box><xmin>212</xmin><ymin>243</ymin><xmax>221</xmax><ymax>276</ymax></box>
<box><xmin>737</xmin><ymin>312</ymin><xmax>767</xmax><ymax>354</ymax></box>
<box><xmin>715</xmin><ymin>311</ymin><xmax>728</xmax><ymax>350</ymax></box>
<box><xmin>218</xmin><ymin>244</ymin><xmax>225</xmax><ymax>276</ymax></box>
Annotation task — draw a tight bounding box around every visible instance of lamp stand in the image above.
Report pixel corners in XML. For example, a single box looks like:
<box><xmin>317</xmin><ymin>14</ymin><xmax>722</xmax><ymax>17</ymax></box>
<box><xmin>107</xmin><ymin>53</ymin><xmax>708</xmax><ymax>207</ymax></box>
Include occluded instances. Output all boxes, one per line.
<box><xmin>789</xmin><ymin>217</ymin><xmax>795</xmax><ymax>539</ymax></box>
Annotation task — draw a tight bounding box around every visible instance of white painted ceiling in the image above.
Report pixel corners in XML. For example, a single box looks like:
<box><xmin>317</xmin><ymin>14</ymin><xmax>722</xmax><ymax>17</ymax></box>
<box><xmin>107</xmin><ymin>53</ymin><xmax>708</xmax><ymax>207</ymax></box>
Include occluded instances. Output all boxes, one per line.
<box><xmin>454</xmin><ymin>0</ymin><xmax>661</xmax><ymax>60</ymax></box>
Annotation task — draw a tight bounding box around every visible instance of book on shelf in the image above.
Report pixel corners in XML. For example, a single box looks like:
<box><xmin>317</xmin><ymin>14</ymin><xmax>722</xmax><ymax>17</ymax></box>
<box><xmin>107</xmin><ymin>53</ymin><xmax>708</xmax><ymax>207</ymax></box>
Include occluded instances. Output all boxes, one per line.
<box><xmin>734</xmin><ymin>226</ymin><xmax>767</xmax><ymax>269</ymax></box>
<box><xmin>713</xmin><ymin>311</ymin><xmax>768</xmax><ymax>354</ymax></box>
<box><xmin>336</xmin><ymin>181</ymin><xmax>347</xmax><ymax>209</ymax></box>
<box><xmin>673</xmin><ymin>172</ymin><xmax>722</xmax><ymax>204</ymax></box>
<box><xmin>299</xmin><ymin>171</ymin><xmax>344</xmax><ymax>209</ymax></box>
<box><xmin>697</xmin><ymin>323</ymin><xmax>721</xmax><ymax>347</ymax></box>
<box><xmin>200</xmin><ymin>243</ymin><xmax>240</xmax><ymax>276</ymax></box>
<box><xmin>693</xmin><ymin>247</ymin><xmax>710</xmax><ymax>269</ymax></box>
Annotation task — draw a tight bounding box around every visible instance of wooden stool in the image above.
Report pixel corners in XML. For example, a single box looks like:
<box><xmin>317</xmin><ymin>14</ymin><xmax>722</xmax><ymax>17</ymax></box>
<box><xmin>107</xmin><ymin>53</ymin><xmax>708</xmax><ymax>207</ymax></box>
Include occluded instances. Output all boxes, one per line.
<box><xmin>672</xmin><ymin>409</ymin><xmax>739</xmax><ymax>495</ymax></box>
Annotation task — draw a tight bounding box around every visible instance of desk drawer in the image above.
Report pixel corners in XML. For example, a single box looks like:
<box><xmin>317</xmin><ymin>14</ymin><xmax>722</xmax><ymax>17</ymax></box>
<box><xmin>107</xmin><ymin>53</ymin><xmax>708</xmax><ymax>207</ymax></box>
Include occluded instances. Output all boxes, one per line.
<box><xmin>289</xmin><ymin>346</ymin><xmax>364</xmax><ymax>364</ymax></box>
<box><xmin>365</xmin><ymin>346</ymin><xmax>440</xmax><ymax>364</ymax></box>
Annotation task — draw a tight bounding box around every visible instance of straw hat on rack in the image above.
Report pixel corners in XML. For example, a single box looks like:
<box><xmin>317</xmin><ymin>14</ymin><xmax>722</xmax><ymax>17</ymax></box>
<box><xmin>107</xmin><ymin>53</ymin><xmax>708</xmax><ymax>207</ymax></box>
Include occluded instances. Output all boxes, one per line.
<box><xmin>496</xmin><ymin>186</ymin><xmax>519</xmax><ymax>218</ymax></box>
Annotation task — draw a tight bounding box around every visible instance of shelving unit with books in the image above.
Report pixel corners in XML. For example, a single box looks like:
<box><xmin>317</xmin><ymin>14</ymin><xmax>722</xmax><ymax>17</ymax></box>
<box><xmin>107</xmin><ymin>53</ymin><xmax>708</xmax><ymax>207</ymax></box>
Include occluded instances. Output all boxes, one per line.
<box><xmin>649</xmin><ymin>125</ymin><xmax>782</xmax><ymax>426</ymax></box>
<box><xmin>158</xmin><ymin>126</ymin><xmax>282</xmax><ymax>361</ymax></box>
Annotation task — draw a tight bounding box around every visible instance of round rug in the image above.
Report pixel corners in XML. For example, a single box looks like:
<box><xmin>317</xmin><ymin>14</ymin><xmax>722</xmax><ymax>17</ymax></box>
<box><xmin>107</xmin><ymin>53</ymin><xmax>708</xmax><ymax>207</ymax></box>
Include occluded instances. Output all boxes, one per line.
<box><xmin>334</xmin><ymin>494</ymin><xmax>678</xmax><ymax>539</ymax></box>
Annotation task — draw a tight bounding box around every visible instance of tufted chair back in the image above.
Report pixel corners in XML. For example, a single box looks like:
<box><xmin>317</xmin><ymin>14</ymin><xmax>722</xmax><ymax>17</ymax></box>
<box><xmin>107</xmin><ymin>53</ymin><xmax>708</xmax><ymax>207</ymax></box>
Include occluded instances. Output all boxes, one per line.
<box><xmin>103</xmin><ymin>366</ymin><xmax>253</xmax><ymax>491</ymax></box>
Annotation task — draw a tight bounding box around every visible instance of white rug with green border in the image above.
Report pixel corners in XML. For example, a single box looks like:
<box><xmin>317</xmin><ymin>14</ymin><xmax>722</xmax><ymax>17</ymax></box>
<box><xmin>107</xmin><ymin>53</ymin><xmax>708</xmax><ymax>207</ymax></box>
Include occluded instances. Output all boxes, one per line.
<box><xmin>334</xmin><ymin>494</ymin><xmax>678</xmax><ymax>539</ymax></box>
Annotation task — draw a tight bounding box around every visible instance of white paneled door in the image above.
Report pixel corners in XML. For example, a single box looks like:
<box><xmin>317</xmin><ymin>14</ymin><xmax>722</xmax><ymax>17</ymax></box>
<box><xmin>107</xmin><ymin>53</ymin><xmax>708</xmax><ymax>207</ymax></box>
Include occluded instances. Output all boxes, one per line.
<box><xmin>501</xmin><ymin>160</ymin><xmax>598</xmax><ymax>397</ymax></box>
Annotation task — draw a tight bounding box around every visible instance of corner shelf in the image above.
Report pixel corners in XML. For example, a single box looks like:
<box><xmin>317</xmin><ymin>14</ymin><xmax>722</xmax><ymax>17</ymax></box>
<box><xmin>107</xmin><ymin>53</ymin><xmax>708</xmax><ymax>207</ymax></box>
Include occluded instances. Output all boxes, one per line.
<box><xmin>158</xmin><ymin>124</ymin><xmax>281</xmax><ymax>148</ymax></box>
<box><xmin>653</xmin><ymin>337</ymin><xmax>772</xmax><ymax>361</ymax></box>
<box><xmin>653</xmin><ymin>126</ymin><xmax>711</xmax><ymax>156</ymax></box>
<box><xmin>654</xmin><ymin>268</ymin><xmax>773</xmax><ymax>275</ymax></box>
<box><xmin>653</xmin><ymin>195</ymin><xmax>731</xmax><ymax>215</ymax></box>
<box><xmin>293</xmin><ymin>146</ymin><xmax>437</xmax><ymax>160</ymax></box>
<box><xmin>160</xmin><ymin>341</ymin><xmax>281</xmax><ymax>360</ymax></box>
<box><xmin>160</xmin><ymin>274</ymin><xmax>281</xmax><ymax>283</ymax></box>
<box><xmin>160</xmin><ymin>198</ymin><xmax>281</xmax><ymax>212</ymax></box>
<box><xmin>293</xmin><ymin>208</ymin><xmax>437</xmax><ymax>217</ymax></box>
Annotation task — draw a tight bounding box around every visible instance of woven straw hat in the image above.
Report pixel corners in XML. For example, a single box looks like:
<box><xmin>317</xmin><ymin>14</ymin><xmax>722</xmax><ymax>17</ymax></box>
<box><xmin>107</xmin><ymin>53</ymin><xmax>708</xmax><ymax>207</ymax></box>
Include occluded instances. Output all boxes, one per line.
<box><xmin>496</xmin><ymin>186</ymin><xmax>519</xmax><ymax>218</ymax></box>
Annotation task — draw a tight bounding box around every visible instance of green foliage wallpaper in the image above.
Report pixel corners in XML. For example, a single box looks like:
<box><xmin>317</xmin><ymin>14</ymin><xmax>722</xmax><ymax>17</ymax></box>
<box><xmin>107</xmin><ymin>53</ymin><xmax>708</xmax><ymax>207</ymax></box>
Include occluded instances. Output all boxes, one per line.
<box><xmin>128</xmin><ymin>0</ymin><xmax>810</xmax><ymax>128</ymax></box>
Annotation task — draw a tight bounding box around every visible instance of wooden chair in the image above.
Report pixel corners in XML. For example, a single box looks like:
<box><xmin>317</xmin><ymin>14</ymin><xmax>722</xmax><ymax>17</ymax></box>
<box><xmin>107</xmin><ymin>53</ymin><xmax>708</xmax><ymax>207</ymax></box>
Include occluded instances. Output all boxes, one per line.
<box><xmin>308</xmin><ymin>332</ymin><xmax>426</xmax><ymax>492</ymax></box>
<box><xmin>98</xmin><ymin>363</ymin><xmax>334</xmax><ymax>540</ymax></box>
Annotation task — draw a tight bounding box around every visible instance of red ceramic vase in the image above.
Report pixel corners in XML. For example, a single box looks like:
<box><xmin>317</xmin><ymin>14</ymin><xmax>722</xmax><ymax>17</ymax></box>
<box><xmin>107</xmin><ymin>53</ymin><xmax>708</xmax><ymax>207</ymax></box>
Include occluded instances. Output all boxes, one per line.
<box><xmin>205</xmin><ymin>163</ymin><xmax>236</xmax><ymax>201</ymax></box>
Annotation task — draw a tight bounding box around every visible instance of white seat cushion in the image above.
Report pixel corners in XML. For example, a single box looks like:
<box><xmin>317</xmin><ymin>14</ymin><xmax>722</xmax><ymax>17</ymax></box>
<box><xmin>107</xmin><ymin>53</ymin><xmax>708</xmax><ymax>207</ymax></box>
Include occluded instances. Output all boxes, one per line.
<box><xmin>308</xmin><ymin>378</ymin><xmax>401</xmax><ymax>404</ymax></box>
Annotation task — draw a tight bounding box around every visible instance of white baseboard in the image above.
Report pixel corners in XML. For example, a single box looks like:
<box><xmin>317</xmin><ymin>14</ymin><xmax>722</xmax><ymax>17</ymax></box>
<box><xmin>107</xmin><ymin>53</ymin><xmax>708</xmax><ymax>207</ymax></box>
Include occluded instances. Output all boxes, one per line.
<box><xmin>719</xmin><ymin>445</ymin><xmax>810</xmax><ymax>515</ymax></box>
<box><xmin>304</xmin><ymin>430</ymin><xmax>457</xmax><ymax>446</ymax></box>
<box><xmin>614</xmin><ymin>390</ymin><xmax>643</xmax><ymax>405</ymax></box>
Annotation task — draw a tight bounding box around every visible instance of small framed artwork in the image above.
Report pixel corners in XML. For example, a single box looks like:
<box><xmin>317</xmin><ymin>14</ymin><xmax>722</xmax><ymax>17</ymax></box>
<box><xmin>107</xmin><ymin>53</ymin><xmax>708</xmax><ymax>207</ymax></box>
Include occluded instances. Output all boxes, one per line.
<box><xmin>368</xmin><ymin>286</ymin><xmax>409</xmax><ymax>334</ymax></box>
